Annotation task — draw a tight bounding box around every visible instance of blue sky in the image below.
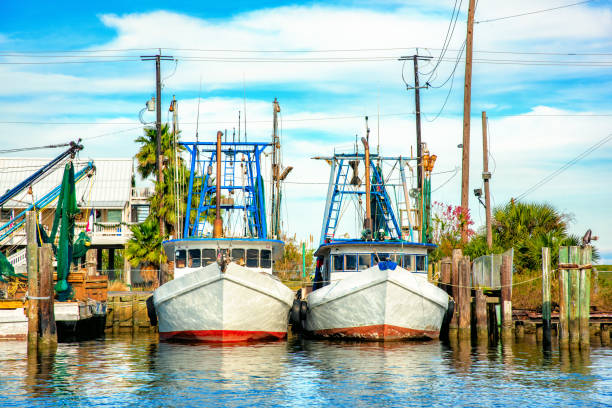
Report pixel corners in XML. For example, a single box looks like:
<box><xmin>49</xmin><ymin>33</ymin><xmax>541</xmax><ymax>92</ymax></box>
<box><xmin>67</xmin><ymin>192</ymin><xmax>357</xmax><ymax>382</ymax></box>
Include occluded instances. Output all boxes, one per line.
<box><xmin>1</xmin><ymin>1</ymin><xmax>611</xmax><ymax>261</ymax></box>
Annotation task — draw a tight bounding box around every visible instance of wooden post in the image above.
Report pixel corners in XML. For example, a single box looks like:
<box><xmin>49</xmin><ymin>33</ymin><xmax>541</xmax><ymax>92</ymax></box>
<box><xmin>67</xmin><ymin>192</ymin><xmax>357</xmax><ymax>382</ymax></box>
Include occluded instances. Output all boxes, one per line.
<box><xmin>579</xmin><ymin>245</ymin><xmax>591</xmax><ymax>347</ymax></box>
<box><xmin>601</xmin><ymin>325</ymin><xmax>610</xmax><ymax>347</ymax></box>
<box><xmin>475</xmin><ymin>289</ymin><xmax>487</xmax><ymax>341</ymax></box>
<box><xmin>481</xmin><ymin>111</ymin><xmax>492</xmax><ymax>249</ymax></box>
<box><xmin>558</xmin><ymin>246</ymin><xmax>569</xmax><ymax>346</ymax></box>
<box><xmin>440</xmin><ymin>257</ymin><xmax>451</xmax><ymax>294</ymax></box>
<box><xmin>96</xmin><ymin>249</ymin><xmax>103</xmax><ymax>273</ymax></box>
<box><xmin>26</xmin><ymin>211</ymin><xmax>39</xmax><ymax>352</ymax></box>
<box><xmin>86</xmin><ymin>248</ymin><xmax>97</xmax><ymax>276</ymax></box>
<box><xmin>542</xmin><ymin>247</ymin><xmax>552</xmax><ymax>350</ymax></box>
<box><xmin>500</xmin><ymin>254</ymin><xmax>513</xmax><ymax>339</ymax></box>
<box><xmin>458</xmin><ymin>256</ymin><xmax>471</xmax><ymax>339</ymax></box>
<box><xmin>460</xmin><ymin>0</ymin><xmax>476</xmax><ymax>244</ymax></box>
<box><xmin>37</xmin><ymin>244</ymin><xmax>57</xmax><ymax>350</ymax></box>
<box><xmin>108</xmin><ymin>248</ymin><xmax>115</xmax><ymax>278</ymax></box>
<box><xmin>569</xmin><ymin>246</ymin><xmax>580</xmax><ymax>346</ymax></box>
<box><xmin>449</xmin><ymin>249</ymin><xmax>462</xmax><ymax>332</ymax></box>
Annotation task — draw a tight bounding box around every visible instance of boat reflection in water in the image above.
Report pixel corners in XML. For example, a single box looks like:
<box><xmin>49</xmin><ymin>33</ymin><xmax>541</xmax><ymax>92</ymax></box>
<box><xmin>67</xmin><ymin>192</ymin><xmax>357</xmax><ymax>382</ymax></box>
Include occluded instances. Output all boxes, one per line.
<box><xmin>0</xmin><ymin>335</ymin><xmax>607</xmax><ymax>406</ymax></box>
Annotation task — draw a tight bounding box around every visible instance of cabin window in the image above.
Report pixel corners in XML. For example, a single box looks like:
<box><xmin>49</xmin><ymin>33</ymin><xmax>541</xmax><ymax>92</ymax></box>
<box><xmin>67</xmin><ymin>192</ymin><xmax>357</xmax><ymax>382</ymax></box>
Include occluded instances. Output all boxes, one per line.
<box><xmin>344</xmin><ymin>254</ymin><xmax>357</xmax><ymax>271</ymax></box>
<box><xmin>404</xmin><ymin>255</ymin><xmax>414</xmax><ymax>270</ymax></box>
<box><xmin>358</xmin><ymin>254</ymin><xmax>371</xmax><ymax>270</ymax></box>
<box><xmin>332</xmin><ymin>255</ymin><xmax>344</xmax><ymax>272</ymax></box>
<box><xmin>202</xmin><ymin>249</ymin><xmax>216</xmax><ymax>266</ymax></box>
<box><xmin>390</xmin><ymin>254</ymin><xmax>402</xmax><ymax>265</ymax></box>
<box><xmin>416</xmin><ymin>255</ymin><xmax>426</xmax><ymax>272</ymax></box>
<box><xmin>175</xmin><ymin>249</ymin><xmax>186</xmax><ymax>268</ymax></box>
<box><xmin>188</xmin><ymin>249</ymin><xmax>201</xmax><ymax>268</ymax></box>
<box><xmin>246</xmin><ymin>249</ymin><xmax>259</xmax><ymax>268</ymax></box>
<box><xmin>260</xmin><ymin>250</ymin><xmax>272</xmax><ymax>269</ymax></box>
<box><xmin>372</xmin><ymin>253</ymin><xmax>390</xmax><ymax>265</ymax></box>
<box><xmin>232</xmin><ymin>249</ymin><xmax>245</xmax><ymax>265</ymax></box>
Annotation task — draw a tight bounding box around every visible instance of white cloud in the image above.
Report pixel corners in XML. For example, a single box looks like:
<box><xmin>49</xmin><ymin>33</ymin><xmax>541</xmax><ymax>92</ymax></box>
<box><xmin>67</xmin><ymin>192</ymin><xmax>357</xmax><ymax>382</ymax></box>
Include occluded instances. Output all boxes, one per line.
<box><xmin>0</xmin><ymin>4</ymin><xmax>611</xmax><ymax>260</ymax></box>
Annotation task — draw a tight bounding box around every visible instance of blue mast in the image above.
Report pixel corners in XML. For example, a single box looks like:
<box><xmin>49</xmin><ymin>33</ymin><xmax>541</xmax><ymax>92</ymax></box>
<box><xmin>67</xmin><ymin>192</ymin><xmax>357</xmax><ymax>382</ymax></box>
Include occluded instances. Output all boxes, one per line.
<box><xmin>181</xmin><ymin>141</ymin><xmax>272</xmax><ymax>239</ymax></box>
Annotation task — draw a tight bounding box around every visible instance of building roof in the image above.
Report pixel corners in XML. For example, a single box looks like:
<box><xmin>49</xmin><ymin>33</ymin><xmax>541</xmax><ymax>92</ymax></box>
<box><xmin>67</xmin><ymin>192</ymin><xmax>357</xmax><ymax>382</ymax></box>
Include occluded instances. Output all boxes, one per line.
<box><xmin>0</xmin><ymin>158</ymin><xmax>133</xmax><ymax>209</ymax></box>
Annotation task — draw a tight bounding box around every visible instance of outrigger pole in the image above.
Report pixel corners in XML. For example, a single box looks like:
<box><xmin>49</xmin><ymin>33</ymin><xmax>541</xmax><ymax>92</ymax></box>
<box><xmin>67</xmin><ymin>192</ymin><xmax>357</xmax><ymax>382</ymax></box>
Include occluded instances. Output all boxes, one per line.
<box><xmin>213</xmin><ymin>131</ymin><xmax>223</xmax><ymax>238</ymax></box>
<box><xmin>361</xmin><ymin>137</ymin><xmax>372</xmax><ymax>235</ymax></box>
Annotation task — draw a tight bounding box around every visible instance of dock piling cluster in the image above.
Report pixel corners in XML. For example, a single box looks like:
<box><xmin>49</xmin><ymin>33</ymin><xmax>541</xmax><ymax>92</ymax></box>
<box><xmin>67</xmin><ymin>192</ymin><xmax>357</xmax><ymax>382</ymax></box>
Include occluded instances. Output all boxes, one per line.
<box><xmin>556</xmin><ymin>245</ymin><xmax>592</xmax><ymax>348</ymax></box>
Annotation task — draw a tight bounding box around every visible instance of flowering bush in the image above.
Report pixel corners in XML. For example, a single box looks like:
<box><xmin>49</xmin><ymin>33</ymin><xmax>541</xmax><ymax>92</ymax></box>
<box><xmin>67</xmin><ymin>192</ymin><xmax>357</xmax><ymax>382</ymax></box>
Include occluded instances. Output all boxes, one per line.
<box><xmin>430</xmin><ymin>201</ymin><xmax>475</xmax><ymax>260</ymax></box>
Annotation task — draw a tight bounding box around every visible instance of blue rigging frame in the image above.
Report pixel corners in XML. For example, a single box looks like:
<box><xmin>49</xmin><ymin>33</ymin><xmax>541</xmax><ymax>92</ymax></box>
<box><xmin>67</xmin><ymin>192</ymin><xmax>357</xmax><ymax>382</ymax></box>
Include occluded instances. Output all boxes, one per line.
<box><xmin>320</xmin><ymin>153</ymin><xmax>402</xmax><ymax>245</ymax></box>
<box><xmin>181</xmin><ymin>141</ymin><xmax>272</xmax><ymax>239</ymax></box>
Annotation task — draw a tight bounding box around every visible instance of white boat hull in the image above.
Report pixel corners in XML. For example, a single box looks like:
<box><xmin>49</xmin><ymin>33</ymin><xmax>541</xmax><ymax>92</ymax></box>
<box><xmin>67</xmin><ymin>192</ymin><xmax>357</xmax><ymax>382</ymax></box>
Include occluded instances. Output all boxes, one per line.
<box><xmin>305</xmin><ymin>265</ymin><xmax>449</xmax><ymax>340</ymax></box>
<box><xmin>153</xmin><ymin>262</ymin><xmax>294</xmax><ymax>343</ymax></box>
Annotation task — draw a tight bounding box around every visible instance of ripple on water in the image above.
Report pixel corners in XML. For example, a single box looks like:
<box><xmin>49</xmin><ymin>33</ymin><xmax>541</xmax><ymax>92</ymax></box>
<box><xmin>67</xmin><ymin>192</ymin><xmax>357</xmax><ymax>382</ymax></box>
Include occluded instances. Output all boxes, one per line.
<box><xmin>0</xmin><ymin>335</ymin><xmax>611</xmax><ymax>407</ymax></box>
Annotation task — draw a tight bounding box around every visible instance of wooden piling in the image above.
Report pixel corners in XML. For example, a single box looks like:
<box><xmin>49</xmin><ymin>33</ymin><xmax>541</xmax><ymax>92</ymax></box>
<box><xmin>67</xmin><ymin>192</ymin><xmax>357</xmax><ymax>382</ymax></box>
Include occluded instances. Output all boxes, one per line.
<box><xmin>440</xmin><ymin>257</ymin><xmax>451</xmax><ymax>294</ymax></box>
<box><xmin>475</xmin><ymin>289</ymin><xmax>487</xmax><ymax>340</ymax></box>
<box><xmin>487</xmin><ymin>302</ymin><xmax>498</xmax><ymax>342</ymax></box>
<box><xmin>500</xmin><ymin>254</ymin><xmax>513</xmax><ymax>340</ymax></box>
<box><xmin>37</xmin><ymin>244</ymin><xmax>57</xmax><ymax>350</ymax></box>
<box><xmin>457</xmin><ymin>256</ymin><xmax>471</xmax><ymax>339</ymax></box>
<box><xmin>569</xmin><ymin>246</ymin><xmax>580</xmax><ymax>346</ymax></box>
<box><xmin>558</xmin><ymin>246</ymin><xmax>569</xmax><ymax>346</ymax></box>
<box><xmin>601</xmin><ymin>325</ymin><xmax>610</xmax><ymax>347</ymax></box>
<box><xmin>542</xmin><ymin>247</ymin><xmax>552</xmax><ymax>349</ymax></box>
<box><xmin>449</xmin><ymin>249</ymin><xmax>462</xmax><ymax>333</ymax></box>
<box><xmin>515</xmin><ymin>322</ymin><xmax>525</xmax><ymax>340</ymax></box>
<box><xmin>579</xmin><ymin>245</ymin><xmax>591</xmax><ymax>347</ymax></box>
<box><xmin>26</xmin><ymin>211</ymin><xmax>39</xmax><ymax>352</ymax></box>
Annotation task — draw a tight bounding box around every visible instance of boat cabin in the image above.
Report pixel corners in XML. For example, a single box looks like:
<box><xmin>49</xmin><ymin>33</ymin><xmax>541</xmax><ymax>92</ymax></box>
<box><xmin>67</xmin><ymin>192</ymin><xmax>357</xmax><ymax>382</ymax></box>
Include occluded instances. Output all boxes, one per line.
<box><xmin>313</xmin><ymin>240</ymin><xmax>435</xmax><ymax>288</ymax></box>
<box><xmin>163</xmin><ymin>238</ymin><xmax>284</xmax><ymax>279</ymax></box>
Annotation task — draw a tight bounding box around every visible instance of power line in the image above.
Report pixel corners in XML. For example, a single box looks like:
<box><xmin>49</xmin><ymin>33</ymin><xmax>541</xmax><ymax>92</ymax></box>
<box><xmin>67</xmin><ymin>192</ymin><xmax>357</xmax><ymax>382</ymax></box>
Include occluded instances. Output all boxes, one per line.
<box><xmin>422</xmin><ymin>0</ymin><xmax>463</xmax><ymax>79</ymax></box>
<box><xmin>476</xmin><ymin>0</ymin><xmax>594</xmax><ymax>24</ymax></box>
<box><xmin>515</xmin><ymin>132</ymin><xmax>612</xmax><ymax>201</ymax></box>
<box><xmin>1</xmin><ymin>54</ymin><xmax>611</xmax><ymax>66</ymax></box>
<box><xmin>1</xmin><ymin>112</ymin><xmax>612</xmax><ymax>127</ymax></box>
<box><xmin>424</xmin><ymin>40</ymin><xmax>465</xmax><ymax>122</ymax></box>
<box><xmin>2</xmin><ymin>46</ymin><xmax>610</xmax><ymax>57</ymax></box>
<box><xmin>0</xmin><ymin>59</ymin><xmax>139</xmax><ymax>65</ymax></box>
<box><xmin>0</xmin><ymin>142</ymin><xmax>73</xmax><ymax>154</ymax></box>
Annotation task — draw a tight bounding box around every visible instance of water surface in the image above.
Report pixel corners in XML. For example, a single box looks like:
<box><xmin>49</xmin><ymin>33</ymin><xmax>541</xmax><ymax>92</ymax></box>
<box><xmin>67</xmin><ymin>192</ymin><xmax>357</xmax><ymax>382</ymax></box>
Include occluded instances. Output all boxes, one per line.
<box><xmin>1</xmin><ymin>334</ymin><xmax>610</xmax><ymax>407</ymax></box>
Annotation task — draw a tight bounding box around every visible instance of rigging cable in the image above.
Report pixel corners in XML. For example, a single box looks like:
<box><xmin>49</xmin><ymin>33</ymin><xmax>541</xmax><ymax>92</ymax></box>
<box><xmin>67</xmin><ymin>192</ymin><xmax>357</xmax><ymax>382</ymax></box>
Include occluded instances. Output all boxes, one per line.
<box><xmin>475</xmin><ymin>0</ymin><xmax>593</xmax><ymax>24</ymax></box>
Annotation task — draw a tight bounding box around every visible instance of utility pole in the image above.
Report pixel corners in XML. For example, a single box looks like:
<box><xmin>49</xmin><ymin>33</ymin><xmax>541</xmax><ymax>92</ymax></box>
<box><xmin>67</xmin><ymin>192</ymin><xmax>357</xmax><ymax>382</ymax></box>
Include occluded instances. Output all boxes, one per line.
<box><xmin>482</xmin><ymin>111</ymin><xmax>492</xmax><ymax>249</ymax></box>
<box><xmin>461</xmin><ymin>0</ymin><xmax>476</xmax><ymax>244</ymax></box>
<box><xmin>141</xmin><ymin>52</ymin><xmax>174</xmax><ymax>239</ymax></box>
<box><xmin>399</xmin><ymin>54</ymin><xmax>432</xmax><ymax>243</ymax></box>
<box><xmin>398</xmin><ymin>54</ymin><xmax>432</xmax><ymax>188</ymax></box>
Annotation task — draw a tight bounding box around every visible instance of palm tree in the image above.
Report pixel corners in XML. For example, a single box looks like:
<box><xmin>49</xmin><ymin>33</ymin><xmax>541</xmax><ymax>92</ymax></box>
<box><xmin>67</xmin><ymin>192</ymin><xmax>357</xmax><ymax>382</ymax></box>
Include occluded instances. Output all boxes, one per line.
<box><xmin>134</xmin><ymin>124</ymin><xmax>187</xmax><ymax>236</ymax></box>
<box><xmin>134</xmin><ymin>124</ymin><xmax>178</xmax><ymax>179</ymax></box>
<box><xmin>465</xmin><ymin>200</ymin><xmax>598</xmax><ymax>272</ymax></box>
<box><xmin>125</xmin><ymin>218</ymin><xmax>166</xmax><ymax>287</ymax></box>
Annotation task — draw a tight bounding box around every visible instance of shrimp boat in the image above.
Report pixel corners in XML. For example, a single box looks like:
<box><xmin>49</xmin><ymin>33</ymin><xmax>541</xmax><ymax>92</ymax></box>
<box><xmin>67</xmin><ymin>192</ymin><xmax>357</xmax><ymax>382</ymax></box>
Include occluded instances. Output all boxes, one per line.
<box><xmin>294</xmin><ymin>138</ymin><xmax>450</xmax><ymax>341</ymax></box>
<box><xmin>153</xmin><ymin>116</ymin><xmax>294</xmax><ymax>342</ymax></box>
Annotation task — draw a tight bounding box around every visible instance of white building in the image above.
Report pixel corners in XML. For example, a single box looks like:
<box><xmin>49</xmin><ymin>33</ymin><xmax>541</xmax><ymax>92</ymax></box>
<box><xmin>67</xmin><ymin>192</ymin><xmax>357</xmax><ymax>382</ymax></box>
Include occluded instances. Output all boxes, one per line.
<box><xmin>0</xmin><ymin>157</ymin><xmax>152</xmax><ymax>285</ymax></box>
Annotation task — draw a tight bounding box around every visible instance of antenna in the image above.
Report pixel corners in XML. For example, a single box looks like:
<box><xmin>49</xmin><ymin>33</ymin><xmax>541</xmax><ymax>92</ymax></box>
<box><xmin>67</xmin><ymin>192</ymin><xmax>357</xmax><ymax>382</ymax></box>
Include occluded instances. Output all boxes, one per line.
<box><xmin>195</xmin><ymin>74</ymin><xmax>202</xmax><ymax>143</ymax></box>
<box><xmin>377</xmin><ymin>90</ymin><xmax>380</xmax><ymax>154</ymax></box>
<box><xmin>238</xmin><ymin>111</ymin><xmax>241</xmax><ymax>142</ymax></box>
<box><xmin>243</xmin><ymin>73</ymin><xmax>247</xmax><ymax>142</ymax></box>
